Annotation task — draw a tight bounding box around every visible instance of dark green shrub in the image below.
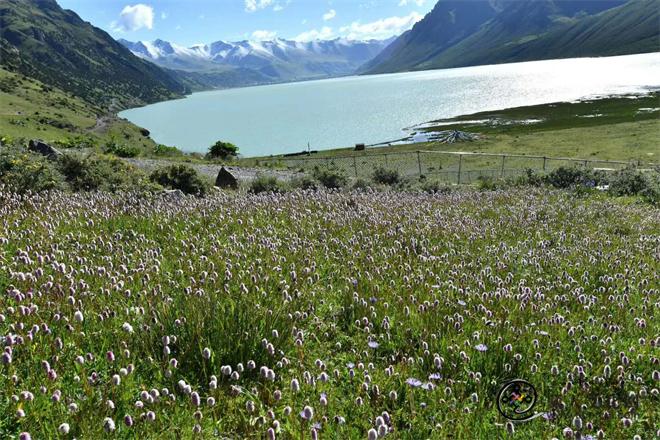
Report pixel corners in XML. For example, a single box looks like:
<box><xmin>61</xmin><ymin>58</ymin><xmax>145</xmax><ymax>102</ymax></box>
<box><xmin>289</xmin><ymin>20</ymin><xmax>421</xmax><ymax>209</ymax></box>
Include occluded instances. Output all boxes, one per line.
<box><xmin>289</xmin><ymin>175</ymin><xmax>318</xmax><ymax>191</ymax></box>
<box><xmin>153</xmin><ymin>144</ymin><xmax>183</xmax><ymax>157</ymax></box>
<box><xmin>373</xmin><ymin>167</ymin><xmax>400</xmax><ymax>186</ymax></box>
<box><xmin>544</xmin><ymin>166</ymin><xmax>606</xmax><ymax>189</ymax></box>
<box><xmin>608</xmin><ymin>168</ymin><xmax>659</xmax><ymax>205</ymax></box>
<box><xmin>476</xmin><ymin>175</ymin><xmax>502</xmax><ymax>191</ymax></box>
<box><xmin>104</xmin><ymin>139</ymin><xmax>140</xmax><ymax>158</ymax></box>
<box><xmin>608</xmin><ymin>168</ymin><xmax>651</xmax><ymax>196</ymax></box>
<box><xmin>54</xmin><ymin>134</ymin><xmax>98</xmax><ymax>150</ymax></box>
<box><xmin>58</xmin><ymin>154</ymin><xmax>141</xmax><ymax>192</ymax></box>
<box><xmin>149</xmin><ymin>165</ymin><xmax>209</xmax><ymax>196</ymax></box>
<box><xmin>207</xmin><ymin>141</ymin><xmax>239</xmax><ymax>160</ymax></box>
<box><xmin>249</xmin><ymin>175</ymin><xmax>282</xmax><ymax>194</ymax></box>
<box><xmin>515</xmin><ymin>169</ymin><xmax>544</xmax><ymax>186</ymax></box>
<box><xmin>0</xmin><ymin>149</ymin><xmax>64</xmax><ymax>193</ymax></box>
<box><xmin>313</xmin><ymin>167</ymin><xmax>348</xmax><ymax>189</ymax></box>
<box><xmin>420</xmin><ymin>179</ymin><xmax>451</xmax><ymax>194</ymax></box>
<box><xmin>352</xmin><ymin>178</ymin><xmax>371</xmax><ymax>191</ymax></box>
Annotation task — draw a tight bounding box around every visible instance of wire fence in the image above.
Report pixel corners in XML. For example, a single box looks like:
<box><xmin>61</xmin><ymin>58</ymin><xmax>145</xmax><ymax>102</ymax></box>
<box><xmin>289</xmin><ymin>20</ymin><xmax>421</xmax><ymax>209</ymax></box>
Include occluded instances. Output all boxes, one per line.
<box><xmin>255</xmin><ymin>150</ymin><xmax>657</xmax><ymax>184</ymax></box>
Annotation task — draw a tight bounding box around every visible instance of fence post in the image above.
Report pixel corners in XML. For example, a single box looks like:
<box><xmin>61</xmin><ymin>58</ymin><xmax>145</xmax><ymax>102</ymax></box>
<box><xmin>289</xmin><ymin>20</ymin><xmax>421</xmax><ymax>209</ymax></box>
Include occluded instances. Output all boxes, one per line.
<box><xmin>457</xmin><ymin>154</ymin><xmax>463</xmax><ymax>185</ymax></box>
<box><xmin>500</xmin><ymin>155</ymin><xmax>506</xmax><ymax>178</ymax></box>
<box><xmin>543</xmin><ymin>156</ymin><xmax>547</xmax><ymax>172</ymax></box>
<box><xmin>353</xmin><ymin>156</ymin><xmax>358</xmax><ymax>178</ymax></box>
<box><xmin>385</xmin><ymin>154</ymin><xmax>389</xmax><ymax>167</ymax></box>
<box><xmin>417</xmin><ymin>151</ymin><xmax>422</xmax><ymax>176</ymax></box>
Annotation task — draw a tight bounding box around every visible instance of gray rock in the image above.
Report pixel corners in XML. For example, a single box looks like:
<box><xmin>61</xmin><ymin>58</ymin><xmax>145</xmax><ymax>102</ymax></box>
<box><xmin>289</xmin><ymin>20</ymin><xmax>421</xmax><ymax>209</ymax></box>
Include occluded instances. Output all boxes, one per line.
<box><xmin>215</xmin><ymin>166</ymin><xmax>239</xmax><ymax>189</ymax></box>
<box><xmin>28</xmin><ymin>139</ymin><xmax>62</xmax><ymax>159</ymax></box>
<box><xmin>163</xmin><ymin>189</ymin><xmax>185</xmax><ymax>199</ymax></box>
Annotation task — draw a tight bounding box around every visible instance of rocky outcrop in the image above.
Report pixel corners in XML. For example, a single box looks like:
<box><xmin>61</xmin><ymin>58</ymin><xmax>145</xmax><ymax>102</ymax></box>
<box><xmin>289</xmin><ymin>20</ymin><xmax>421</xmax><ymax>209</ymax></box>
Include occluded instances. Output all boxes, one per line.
<box><xmin>28</xmin><ymin>139</ymin><xmax>62</xmax><ymax>159</ymax></box>
<box><xmin>215</xmin><ymin>167</ymin><xmax>239</xmax><ymax>189</ymax></box>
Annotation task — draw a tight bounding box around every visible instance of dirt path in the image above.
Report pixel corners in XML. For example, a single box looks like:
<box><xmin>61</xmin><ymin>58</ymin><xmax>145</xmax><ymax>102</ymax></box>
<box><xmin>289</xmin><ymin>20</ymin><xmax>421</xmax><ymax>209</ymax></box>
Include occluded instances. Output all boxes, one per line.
<box><xmin>125</xmin><ymin>158</ymin><xmax>302</xmax><ymax>182</ymax></box>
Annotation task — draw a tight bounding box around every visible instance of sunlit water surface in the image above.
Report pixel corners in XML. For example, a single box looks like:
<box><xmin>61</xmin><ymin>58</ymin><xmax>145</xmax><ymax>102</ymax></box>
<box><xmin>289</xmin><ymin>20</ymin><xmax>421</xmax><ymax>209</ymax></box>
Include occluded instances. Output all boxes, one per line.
<box><xmin>120</xmin><ymin>52</ymin><xmax>660</xmax><ymax>156</ymax></box>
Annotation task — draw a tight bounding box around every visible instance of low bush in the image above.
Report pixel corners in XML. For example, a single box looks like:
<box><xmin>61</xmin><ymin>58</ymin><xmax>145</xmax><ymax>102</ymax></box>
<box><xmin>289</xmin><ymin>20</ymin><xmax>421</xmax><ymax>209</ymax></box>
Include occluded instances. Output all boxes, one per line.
<box><xmin>58</xmin><ymin>154</ymin><xmax>142</xmax><ymax>192</ymax></box>
<box><xmin>313</xmin><ymin>167</ymin><xmax>348</xmax><ymax>189</ymax></box>
<box><xmin>476</xmin><ymin>176</ymin><xmax>502</xmax><ymax>191</ymax></box>
<box><xmin>0</xmin><ymin>148</ymin><xmax>64</xmax><ymax>193</ymax></box>
<box><xmin>104</xmin><ymin>139</ymin><xmax>140</xmax><ymax>158</ymax></box>
<box><xmin>352</xmin><ymin>178</ymin><xmax>371</xmax><ymax>191</ymax></box>
<box><xmin>544</xmin><ymin>166</ymin><xmax>607</xmax><ymax>189</ymax></box>
<box><xmin>419</xmin><ymin>179</ymin><xmax>452</xmax><ymax>194</ymax></box>
<box><xmin>373</xmin><ymin>167</ymin><xmax>400</xmax><ymax>186</ymax></box>
<box><xmin>153</xmin><ymin>144</ymin><xmax>183</xmax><ymax>157</ymax></box>
<box><xmin>149</xmin><ymin>165</ymin><xmax>209</xmax><ymax>196</ymax></box>
<box><xmin>608</xmin><ymin>168</ymin><xmax>652</xmax><ymax>196</ymax></box>
<box><xmin>54</xmin><ymin>134</ymin><xmax>98</xmax><ymax>150</ymax></box>
<box><xmin>249</xmin><ymin>175</ymin><xmax>283</xmax><ymax>194</ymax></box>
<box><xmin>289</xmin><ymin>175</ymin><xmax>318</xmax><ymax>191</ymax></box>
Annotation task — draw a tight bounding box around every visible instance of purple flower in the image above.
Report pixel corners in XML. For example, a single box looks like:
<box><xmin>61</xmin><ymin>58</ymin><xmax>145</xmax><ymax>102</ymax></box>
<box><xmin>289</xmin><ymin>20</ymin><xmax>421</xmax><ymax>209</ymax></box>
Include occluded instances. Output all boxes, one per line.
<box><xmin>368</xmin><ymin>341</ymin><xmax>380</xmax><ymax>349</ymax></box>
<box><xmin>406</xmin><ymin>378</ymin><xmax>422</xmax><ymax>387</ymax></box>
<box><xmin>300</xmin><ymin>405</ymin><xmax>314</xmax><ymax>420</ymax></box>
<box><xmin>475</xmin><ymin>344</ymin><xmax>488</xmax><ymax>352</ymax></box>
<box><xmin>428</xmin><ymin>373</ymin><xmax>442</xmax><ymax>380</ymax></box>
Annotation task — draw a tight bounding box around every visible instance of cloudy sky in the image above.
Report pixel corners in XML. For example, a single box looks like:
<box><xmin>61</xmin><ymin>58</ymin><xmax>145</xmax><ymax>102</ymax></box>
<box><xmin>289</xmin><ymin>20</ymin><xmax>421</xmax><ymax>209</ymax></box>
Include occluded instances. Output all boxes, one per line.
<box><xmin>57</xmin><ymin>0</ymin><xmax>434</xmax><ymax>45</ymax></box>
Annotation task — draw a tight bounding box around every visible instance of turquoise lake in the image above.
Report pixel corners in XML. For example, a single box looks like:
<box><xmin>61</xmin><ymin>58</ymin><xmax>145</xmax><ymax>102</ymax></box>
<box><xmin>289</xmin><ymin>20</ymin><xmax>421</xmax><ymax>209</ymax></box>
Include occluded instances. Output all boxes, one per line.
<box><xmin>120</xmin><ymin>52</ymin><xmax>660</xmax><ymax>157</ymax></box>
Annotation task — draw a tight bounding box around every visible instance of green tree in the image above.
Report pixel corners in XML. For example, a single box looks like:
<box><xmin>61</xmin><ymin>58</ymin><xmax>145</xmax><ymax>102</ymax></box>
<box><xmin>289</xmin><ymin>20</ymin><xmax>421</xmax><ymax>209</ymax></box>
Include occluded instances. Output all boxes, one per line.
<box><xmin>207</xmin><ymin>141</ymin><xmax>239</xmax><ymax>160</ymax></box>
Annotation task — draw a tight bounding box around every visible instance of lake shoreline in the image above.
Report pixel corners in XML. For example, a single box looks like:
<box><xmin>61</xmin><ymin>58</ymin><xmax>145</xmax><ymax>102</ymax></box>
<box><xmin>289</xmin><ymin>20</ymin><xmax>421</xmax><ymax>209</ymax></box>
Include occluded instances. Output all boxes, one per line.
<box><xmin>119</xmin><ymin>53</ymin><xmax>660</xmax><ymax>157</ymax></box>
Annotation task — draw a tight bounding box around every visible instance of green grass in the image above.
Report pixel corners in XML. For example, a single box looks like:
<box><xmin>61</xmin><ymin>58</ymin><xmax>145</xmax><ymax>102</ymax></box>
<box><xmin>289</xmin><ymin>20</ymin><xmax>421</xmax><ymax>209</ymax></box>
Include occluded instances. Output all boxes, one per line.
<box><xmin>0</xmin><ymin>67</ymin><xmax>170</xmax><ymax>156</ymax></box>
<box><xmin>0</xmin><ymin>188</ymin><xmax>658</xmax><ymax>439</ymax></box>
<box><xmin>238</xmin><ymin>93</ymin><xmax>659</xmax><ymax>181</ymax></box>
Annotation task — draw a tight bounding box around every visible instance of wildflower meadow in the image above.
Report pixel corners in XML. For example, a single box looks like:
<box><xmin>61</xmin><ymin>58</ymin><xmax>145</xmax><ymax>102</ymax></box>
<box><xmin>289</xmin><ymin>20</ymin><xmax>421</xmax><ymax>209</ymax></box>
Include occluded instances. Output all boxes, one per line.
<box><xmin>0</xmin><ymin>187</ymin><xmax>658</xmax><ymax>439</ymax></box>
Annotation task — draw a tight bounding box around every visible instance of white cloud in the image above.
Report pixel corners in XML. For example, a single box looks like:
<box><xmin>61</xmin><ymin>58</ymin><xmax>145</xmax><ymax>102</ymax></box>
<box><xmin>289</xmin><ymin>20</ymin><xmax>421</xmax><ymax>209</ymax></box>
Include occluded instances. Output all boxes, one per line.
<box><xmin>111</xmin><ymin>4</ymin><xmax>154</xmax><ymax>32</ymax></box>
<box><xmin>398</xmin><ymin>0</ymin><xmax>425</xmax><ymax>6</ymax></box>
<box><xmin>252</xmin><ymin>29</ymin><xmax>278</xmax><ymax>40</ymax></box>
<box><xmin>294</xmin><ymin>26</ymin><xmax>334</xmax><ymax>42</ymax></box>
<box><xmin>160</xmin><ymin>11</ymin><xmax>167</xmax><ymax>20</ymax></box>
<box><xmin>245</xmin><ymin>0</ymin><xmax>273</xmax><ymax>12</ymax></box>
<box><xmin>273</xmin><ymin>4</ymin><xmax>284</xmax><ymax>11</ymax></box>
<box><xmin>339</xmin><ymin>12</ymin><xmax>423</xmax><ymax>40</ymax></box>
<box><xmin>323</xmin><ymin>9</ymin><xmax>336</xmax><ymax>21</ymax></box>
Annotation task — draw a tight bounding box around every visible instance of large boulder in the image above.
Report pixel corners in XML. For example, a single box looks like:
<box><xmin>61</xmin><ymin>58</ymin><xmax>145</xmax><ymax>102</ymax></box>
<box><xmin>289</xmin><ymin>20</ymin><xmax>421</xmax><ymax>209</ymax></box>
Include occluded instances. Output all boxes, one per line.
<box><xmin>28</xmin><ymin>139</ymin><xmax>62</xmax><ymax>159</ymax></box>
<box><xmin>215</xmin><ymin>166</ymin><xmax>238</xmax><ymax>189</ymax></box>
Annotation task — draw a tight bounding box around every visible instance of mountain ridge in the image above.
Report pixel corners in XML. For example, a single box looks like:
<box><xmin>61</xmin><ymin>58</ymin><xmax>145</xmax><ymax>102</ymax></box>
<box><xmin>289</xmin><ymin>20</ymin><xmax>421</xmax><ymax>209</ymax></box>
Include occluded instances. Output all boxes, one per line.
<box><xmin>364</xmin><ymin>0</ymin><xmax>658</xmax><ymax>74</ymax></box>
<box><xmin>0</xmin><ymin>0</ymin><xmax>185</xmax><ymax>110</ymax></box>
<box><xmin>118</xmin><ymin>36</ymin><xmax>395</xmax><ymax>90</ymax></box>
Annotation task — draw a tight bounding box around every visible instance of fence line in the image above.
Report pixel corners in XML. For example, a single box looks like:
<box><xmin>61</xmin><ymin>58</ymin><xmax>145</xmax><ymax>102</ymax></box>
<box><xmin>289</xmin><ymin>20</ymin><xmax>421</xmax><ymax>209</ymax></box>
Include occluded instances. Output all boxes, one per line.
<box><xmin>257</xmin><ymin>150</ymin><xmax>657</xmax><ymax>185</ymax></box>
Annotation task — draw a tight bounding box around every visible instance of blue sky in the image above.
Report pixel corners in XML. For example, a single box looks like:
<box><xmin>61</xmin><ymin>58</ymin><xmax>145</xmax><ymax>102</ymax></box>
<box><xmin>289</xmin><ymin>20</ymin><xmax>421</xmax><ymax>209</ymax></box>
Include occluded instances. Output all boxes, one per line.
<box><xmin>57</xmin><ymin>0</ymin><xmax>435</xmax><ymax>45</ymax></box>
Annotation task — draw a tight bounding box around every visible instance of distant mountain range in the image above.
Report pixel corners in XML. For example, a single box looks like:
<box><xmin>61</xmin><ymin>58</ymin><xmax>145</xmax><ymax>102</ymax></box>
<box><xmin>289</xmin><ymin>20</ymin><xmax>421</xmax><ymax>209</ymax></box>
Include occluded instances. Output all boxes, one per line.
<box><xmin>363</xmin><ymin>0</ymin><xmax>660</xmax><ymax>74</ymax></box>
<box><xmin>118</xmin><ymin>37</ymin><xmax>394</xmax><ymax>90</ymax></box>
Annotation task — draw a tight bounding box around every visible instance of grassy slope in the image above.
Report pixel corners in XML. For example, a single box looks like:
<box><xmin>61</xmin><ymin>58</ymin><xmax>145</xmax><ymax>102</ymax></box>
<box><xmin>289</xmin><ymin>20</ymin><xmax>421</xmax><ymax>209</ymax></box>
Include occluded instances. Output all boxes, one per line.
<box><xmin>0</xmin><ymin>0</ymin><xmax>184</xmax><ymax>110</ymax></box>
<box><xmin>0</xmin><ymin>67</ymin><xmax>159</xmax><ymax>153</ymax></box>
<box><xmin>0</xmin><ymin>189</ymin><xmax>658</xmax><ymax>438</ymax></box>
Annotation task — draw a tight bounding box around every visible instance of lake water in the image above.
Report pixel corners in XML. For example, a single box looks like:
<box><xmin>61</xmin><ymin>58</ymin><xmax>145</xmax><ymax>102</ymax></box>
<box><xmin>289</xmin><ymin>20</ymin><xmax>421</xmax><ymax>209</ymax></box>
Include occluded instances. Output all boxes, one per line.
<box><xmin>120</xmin><ymin>52</ymin><xmax>660</xmax><ymax>157</ymax></box>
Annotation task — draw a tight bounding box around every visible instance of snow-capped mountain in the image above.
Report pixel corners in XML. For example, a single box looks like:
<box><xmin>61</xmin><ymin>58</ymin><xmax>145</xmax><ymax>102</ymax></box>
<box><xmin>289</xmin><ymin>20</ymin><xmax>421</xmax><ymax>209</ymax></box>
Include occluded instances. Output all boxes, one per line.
<box><xmin>117</xmin><ymin>37</ymin><xmax>395</xmax><ymax>88</ymax></box>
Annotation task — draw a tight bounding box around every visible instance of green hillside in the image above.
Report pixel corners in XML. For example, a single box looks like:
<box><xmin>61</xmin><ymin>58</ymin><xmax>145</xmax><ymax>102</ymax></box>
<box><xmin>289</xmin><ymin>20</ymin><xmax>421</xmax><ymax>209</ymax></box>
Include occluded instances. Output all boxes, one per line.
<box><xmin>365</xmin><ymin>0</ymin><xmax>658</xmax><ymax>74</ymax></box>
<box><xmin>422</xmin><ymin>0</ymin><xmax>660</xmax><ymax>69</ymax></box>
<box><xmin>0</xmin><ymin>0</ymin><xmax>185</xmax><ymax>110</ymax></box>
<box><xmin>0</xmin><ymin>67</ymin><xmax>159</xmax><ymax>153</ymax></box>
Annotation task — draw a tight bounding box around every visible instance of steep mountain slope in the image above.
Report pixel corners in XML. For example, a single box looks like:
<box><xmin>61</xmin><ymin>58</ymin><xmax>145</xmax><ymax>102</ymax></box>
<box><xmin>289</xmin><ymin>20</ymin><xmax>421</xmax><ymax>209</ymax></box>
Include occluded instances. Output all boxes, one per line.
<box><xmin>119</xmin><ymin>37</ymin><xmax>395</xmax><ymax>87</ymax></box>
<box><xmin>0</xmin><ymin>0</ymin><xmax>185</xmax><ymax>109</ymax></box>
<box><xmin>364</xmin><ymin>0</ymin><xmax>656</xmax><ymax>74</ymax></box>
<box><xmin>362</xmin><ymin>1</ymin><xmax>499</xmax><ymax>74</ymax></box>
<box><xmin>483</xmin><ymin>0</ymin><xmax>660</xmax><ymax>62</ymax></box>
